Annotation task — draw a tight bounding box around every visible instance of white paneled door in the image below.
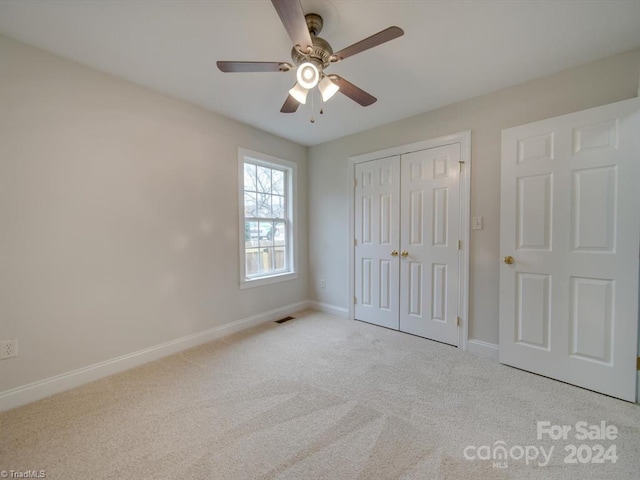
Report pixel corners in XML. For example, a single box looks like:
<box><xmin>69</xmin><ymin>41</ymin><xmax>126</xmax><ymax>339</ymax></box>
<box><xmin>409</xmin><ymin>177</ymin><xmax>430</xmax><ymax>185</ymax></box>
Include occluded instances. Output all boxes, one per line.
<box><xmin>399</xmin><ymin>145</ymin><xmax>460</xmax><ymax>345</ymax></box>
<box><xmin>499</xmin><ymin>98</ymin><xmax>640</xmax><ymax>401</ymax></box>
<box><xmin>354</xmin><ymin>143</ymin><xmax>462</xmax><ymax>346</ymax></box>
<box><xmin>354</xmin><ymin>156</ymin><xmax>401</xmax><ymax>330</ymax></box>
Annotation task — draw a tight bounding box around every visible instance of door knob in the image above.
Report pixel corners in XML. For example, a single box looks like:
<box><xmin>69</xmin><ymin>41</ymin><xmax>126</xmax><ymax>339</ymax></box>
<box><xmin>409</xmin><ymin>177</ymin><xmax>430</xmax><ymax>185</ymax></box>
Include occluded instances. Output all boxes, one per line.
<box><xmin>391</xmin><ymin>250</ymin><xmax>399</xmax><ymax>256</ymax></box>
<box><xmin>503</xmin><ymin>255</ymin><xmax>515</xmax><ymax>265</ymax></box>
<box><xmin>401</xmin><ymin>251</ymin><xmax>409</xmax><ymax>257</ymax></box>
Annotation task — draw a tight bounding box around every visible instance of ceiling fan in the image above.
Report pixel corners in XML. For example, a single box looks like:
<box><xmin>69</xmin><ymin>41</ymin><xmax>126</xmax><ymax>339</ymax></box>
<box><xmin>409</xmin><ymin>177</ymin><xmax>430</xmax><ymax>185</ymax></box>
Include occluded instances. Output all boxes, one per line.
<box><xmin>217</xmin><ymin>0</ymin><xmax>404</xmax><ymax>116</ymax></box>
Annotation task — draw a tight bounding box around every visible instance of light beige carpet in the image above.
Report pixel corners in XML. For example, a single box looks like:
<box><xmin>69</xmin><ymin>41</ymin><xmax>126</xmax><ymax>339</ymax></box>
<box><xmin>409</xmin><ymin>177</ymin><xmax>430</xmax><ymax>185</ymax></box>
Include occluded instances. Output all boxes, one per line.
<box><xmin>1</xmin><ymin>310</ymin><xmax>639</xmax><ymax>479</ymax></box>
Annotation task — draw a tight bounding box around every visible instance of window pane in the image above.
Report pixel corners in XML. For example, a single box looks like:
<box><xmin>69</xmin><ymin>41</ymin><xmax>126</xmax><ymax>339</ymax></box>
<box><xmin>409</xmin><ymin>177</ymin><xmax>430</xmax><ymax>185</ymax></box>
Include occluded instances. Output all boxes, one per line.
<box><xmin>274</xmin><ymin>221</ymin><xmax>286</xmax><ymax>246</ymax></box>
<box><xmin>245</xmin><ymin>247</ymin><xmax>260</xmax><ymax>277</ymax></box>
<box><xmin>274</xmin><ymin>246</ymin><xmax>286</xmax><ymax>271</ymax></box>
<box><xmin>256</xmin><ymin>166</ymin><xmax>271</xmax><ymax>193</ymax></box>
<box><xmin>245</xmin><ymin>221</ymin><xmax>259</xmax><ymax>247</ymax></box>
<box><xmin>258</xmin><ymin>221</ymin><xmax>274</xmax><ymax>246</ymax></box>
<box><xmin>244</xmin><ymin>163</ymin><xmax>257</xmax><ymax>192</ymax></box>
<box><xmin>244</xmin><ymin>192</ymin><xmax>257</xmax><ymax>217</ymax></box>
<box><xmin>258</xmin><ymin>247</ymin><xmax>274</xmax><ymax>274</ymax></box>
<box><xmin>273</xmin><ymin>195</ymin><xmax>285</xmax><ymax>219</ymax></box>
<box><xmin>256</xmin><ymin>247</ymin><xmax>273</xmax><ymax>275</ymax></box>
<box><xmin>272</xmin><ymin>169</ymin><xmax>285</xmax><ymax>195</ymax></box>
<box><xmin>256</xmin><ymin>193</ymin><xmax>272</xmax><ymax>218</ymax></box>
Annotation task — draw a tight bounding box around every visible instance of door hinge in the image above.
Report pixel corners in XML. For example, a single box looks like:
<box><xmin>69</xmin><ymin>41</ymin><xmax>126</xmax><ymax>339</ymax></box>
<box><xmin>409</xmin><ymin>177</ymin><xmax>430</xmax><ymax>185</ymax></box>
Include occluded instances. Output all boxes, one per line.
<box><xmin>457</xmin><ymin>240</ymin><xmax>462</xmax><ymax>250</ymax></box>
<box><xmin>637</xmin><ymin>357</ymin><xmax>640</xmax><ymax>370</ymax></box>
<box><xmin>459</xmin><ymin>161</ymin><xmax>464</xmax><ymax>172</ymax></box>
<box><xmin>354</xmin><ymin>296</ymin><xmax>357</xmax><ymax>304</ymax></box>
<box><xmin>456</xmin><ymin>316</ymin><xmax>461</xmax><ymax>327</ymax></box>
<box><xmin>353</xmin><ymin>178</ymin><xmax>357</xmax><ymax>187</ymax></box>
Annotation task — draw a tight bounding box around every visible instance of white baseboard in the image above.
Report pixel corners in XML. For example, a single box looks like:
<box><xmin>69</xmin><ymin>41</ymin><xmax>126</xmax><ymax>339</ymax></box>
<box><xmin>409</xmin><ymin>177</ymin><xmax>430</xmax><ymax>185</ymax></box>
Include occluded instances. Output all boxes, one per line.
<box><xmin>0</xmin><ymin>300</ymin><xmax>309</xmax><ymax>412</ymax></box>
<box><xmin>308</xmin><ymin>301</ymin><xmax>349</xmax><ymax>319</ymax></box>
<box><xmin>467</xmin><ymin>339</ymin><xmax>499</xmax><ymax>361</ymax></box>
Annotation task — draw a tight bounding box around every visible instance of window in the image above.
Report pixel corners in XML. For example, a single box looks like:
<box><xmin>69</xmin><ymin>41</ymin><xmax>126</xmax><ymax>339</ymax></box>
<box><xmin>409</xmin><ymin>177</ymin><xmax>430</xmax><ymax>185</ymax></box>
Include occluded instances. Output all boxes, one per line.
<box><xmin>239</xmin><ymin>148</ymin><xmax>297</xmax><ymax>287</ymax></box>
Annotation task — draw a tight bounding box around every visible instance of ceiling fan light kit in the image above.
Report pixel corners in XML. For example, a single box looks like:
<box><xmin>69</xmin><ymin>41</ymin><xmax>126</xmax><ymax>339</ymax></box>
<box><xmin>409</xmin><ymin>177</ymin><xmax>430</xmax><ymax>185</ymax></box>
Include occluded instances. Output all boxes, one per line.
<box><xmin>288</xmin><ymin>82</ymin><xmax>309</xmax><ymax>104</ymax></box>
<box><xmin>318</xmin><ymin>75</ymin><xmax>339</xmax><ymax>102</ymax></box>
<box><xmin>216</xmin><ymin>0</ymin><xmax>404</xmax><ymax>119</ymax></box>
<box><xmin>296</xmin><ymin>61</ymin><xmax>320</xmax><ymax>89</ymax></box>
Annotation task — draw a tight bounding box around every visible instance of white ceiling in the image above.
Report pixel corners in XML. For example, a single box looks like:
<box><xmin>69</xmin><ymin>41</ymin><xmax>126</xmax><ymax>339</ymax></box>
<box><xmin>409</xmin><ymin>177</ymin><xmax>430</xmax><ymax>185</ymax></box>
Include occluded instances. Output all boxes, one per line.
<box><xmin>1</xmin><ymin>0</ymin><xmax>639</xmax><ymax>146</ymax></box>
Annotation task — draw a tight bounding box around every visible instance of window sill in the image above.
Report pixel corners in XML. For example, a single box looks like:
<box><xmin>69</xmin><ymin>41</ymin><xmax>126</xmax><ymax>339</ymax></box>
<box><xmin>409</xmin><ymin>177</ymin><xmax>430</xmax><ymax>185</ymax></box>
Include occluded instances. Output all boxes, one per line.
<box><xmin>240</xmin><ymin>272</ymin><xmax>299</xmax><ymax>290</ymax></box>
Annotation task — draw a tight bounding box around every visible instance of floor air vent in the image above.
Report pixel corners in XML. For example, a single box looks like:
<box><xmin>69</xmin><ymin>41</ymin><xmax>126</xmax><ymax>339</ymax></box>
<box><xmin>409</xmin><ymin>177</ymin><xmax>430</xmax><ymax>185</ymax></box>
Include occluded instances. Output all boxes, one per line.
<box><xmin>274</xmin><ymin>316</ymin><xmax>295</xmax><ymax>324</ymax></box>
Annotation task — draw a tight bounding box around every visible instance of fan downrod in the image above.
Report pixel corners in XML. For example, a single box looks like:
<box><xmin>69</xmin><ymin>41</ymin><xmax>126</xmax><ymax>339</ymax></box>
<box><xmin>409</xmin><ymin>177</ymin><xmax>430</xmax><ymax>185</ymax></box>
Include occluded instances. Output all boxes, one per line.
<box><xmin>305</xmin><ymin>13</ymin><xmax>323</xmax><ymax>36</ymax></box>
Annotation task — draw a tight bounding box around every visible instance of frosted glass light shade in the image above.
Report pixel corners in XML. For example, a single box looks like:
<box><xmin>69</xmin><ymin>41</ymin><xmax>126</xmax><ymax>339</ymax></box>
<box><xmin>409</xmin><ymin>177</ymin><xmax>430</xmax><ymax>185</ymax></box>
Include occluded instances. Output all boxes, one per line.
<box><xmin>318</xmin><ymin>76</ymin><xmax>339</xmax><ymax>102</ymax></box>
<box><xmin>289</xmin><ymin>82</ymin><xmax>308</xmax><ymax>104</ymax></box>
<box><xmin>296</xmin><ymin>62</ymin><xmax>319</xmax><ymax>89</ymax></box>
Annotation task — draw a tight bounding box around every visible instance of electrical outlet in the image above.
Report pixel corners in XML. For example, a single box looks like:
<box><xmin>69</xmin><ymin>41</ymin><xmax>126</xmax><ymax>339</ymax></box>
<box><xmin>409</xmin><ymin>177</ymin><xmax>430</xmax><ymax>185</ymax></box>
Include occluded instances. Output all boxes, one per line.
<box><xmin>320</xmin><ymin>279</ymin><xmax>326</xmax><ymax>289</ymax></box>
<box><xmin>0</xmin><ymin>339</ymin><xmax>18</xmax><ymax>359</ymax></box>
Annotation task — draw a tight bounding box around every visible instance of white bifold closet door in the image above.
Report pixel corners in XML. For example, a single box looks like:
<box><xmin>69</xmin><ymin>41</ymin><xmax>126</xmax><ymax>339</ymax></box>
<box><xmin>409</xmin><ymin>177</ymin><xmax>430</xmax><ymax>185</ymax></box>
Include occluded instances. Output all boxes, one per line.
<box><xmin>354</xmin><ymin>143</ymin><xmax>461</xmax><ymax>346</ymax></box>
<box><xmin>354</xmin><ymin>155</ymin><xmax>401</xmax><ymax>330</ymax></box>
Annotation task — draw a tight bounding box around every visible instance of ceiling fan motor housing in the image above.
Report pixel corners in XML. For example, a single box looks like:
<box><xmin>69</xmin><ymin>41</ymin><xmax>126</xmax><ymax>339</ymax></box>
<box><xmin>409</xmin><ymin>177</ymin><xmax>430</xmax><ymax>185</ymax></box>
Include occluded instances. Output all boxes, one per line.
<box><xmin>291</xmin><ymin>14</ymin><xmax>333</xmax><ymax>69</ymax></box>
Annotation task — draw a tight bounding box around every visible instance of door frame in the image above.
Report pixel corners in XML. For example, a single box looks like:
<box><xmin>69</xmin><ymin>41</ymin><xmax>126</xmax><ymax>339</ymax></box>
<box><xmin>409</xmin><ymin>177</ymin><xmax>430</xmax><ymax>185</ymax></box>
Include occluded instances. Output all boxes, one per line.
<box><xmin>348</xmin><ymin>131</ymin><xmax>472</xmax><ymax>350</ymax></box>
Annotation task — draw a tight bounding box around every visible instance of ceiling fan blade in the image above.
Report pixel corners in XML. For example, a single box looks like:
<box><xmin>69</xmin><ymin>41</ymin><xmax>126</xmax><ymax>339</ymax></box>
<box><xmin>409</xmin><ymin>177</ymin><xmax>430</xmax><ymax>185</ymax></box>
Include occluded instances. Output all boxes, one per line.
<box><xmin>271</xmin><ymin>0</ymin><xmax>313</xmax><ymax>51</ymax></box>
<box><xmin>280</xmin><ymin>94</ymin><xmax>300</xmax><ymax>113</ymax></box>
<box><xmin>217</xmin><ymin>61</ymin><xmax>292</xmax><ymax>73</ymax></box>
<box><xmin>328</xmin><ymin>75</ymin><xmax>377</xmax><ymax>107</ymax></box>
<box><xmin>333</xmin><ymin>26</ymin><xmax>404</xmax><ymax>62</ymax></box>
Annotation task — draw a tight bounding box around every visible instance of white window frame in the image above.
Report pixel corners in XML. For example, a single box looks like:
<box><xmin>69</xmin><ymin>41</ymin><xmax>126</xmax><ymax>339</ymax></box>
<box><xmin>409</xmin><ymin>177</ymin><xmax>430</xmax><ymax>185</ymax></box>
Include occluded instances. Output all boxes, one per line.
<box><xmin>238</xmin><ymin>147</ymin><xmax>298</xmax><ymax>289</ymax></box>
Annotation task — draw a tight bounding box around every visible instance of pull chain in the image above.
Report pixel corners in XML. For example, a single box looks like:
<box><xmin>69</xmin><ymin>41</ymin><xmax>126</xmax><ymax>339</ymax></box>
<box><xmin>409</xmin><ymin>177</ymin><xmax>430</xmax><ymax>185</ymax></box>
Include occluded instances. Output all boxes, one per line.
<box><xmin>310</xmin><ymin>89</ymin><xmax>315</xmax><ymax>123</ymax></box>
<box><xmin>309</xmin><ymin>89</ymin><xmax>326</xmax><ymax>122</ymax></box>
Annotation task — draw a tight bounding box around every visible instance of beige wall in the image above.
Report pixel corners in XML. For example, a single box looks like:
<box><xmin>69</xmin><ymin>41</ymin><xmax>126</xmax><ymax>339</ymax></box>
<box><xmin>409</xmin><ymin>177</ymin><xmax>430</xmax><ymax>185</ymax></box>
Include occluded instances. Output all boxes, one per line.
<box><xmin>0</xmin><ymin>35</ymin><xmax>308</xmax><ymax>392</ymax></box>
<box><xmin>308</xmin><ymin>48</ymin><xmax>640</xmax><ymax>345</ymax></box>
